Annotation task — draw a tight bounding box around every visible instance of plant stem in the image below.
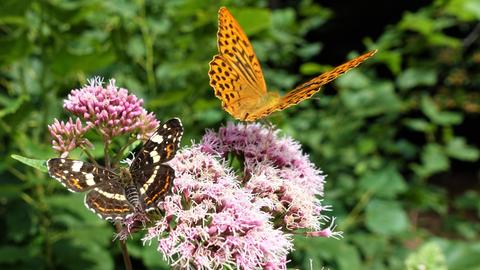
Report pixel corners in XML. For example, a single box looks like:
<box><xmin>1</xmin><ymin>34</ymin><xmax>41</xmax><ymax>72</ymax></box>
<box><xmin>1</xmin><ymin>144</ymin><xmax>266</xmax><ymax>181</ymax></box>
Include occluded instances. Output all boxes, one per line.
<box><xmin>104</xmin><ymin>137</ymin><xmax>111</xmax><ymax>168</ymax></box>
<box><xmin>115</xmin><ymin>222</ymin><xmax>133</xmax><ymax>270</ymax></box>
<box><xmin>80</xmin><ymin>144</ymin><xmax>99</xmax><ymax>166</ymax></box>
<box><xmin>112</xmin><ymin>137</ymin><xmax>137</xmax><ymax>165</ymax></box>
<box><xmin>339</xmin><ymin>189</ymin><xmax>374</xmax><ymax>231</ymax></box>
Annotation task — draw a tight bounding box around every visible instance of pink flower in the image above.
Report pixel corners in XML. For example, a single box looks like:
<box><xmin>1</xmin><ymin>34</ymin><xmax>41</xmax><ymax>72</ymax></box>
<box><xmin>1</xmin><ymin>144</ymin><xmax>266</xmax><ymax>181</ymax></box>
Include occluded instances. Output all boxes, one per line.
<box><xmin>142</xmin><ymin>146</ymin><xmax>293</xmax><ymax>269</ymax></box>
<box><xmin>137</xmin><ymin>123</ymin><xmax>338</xmax><ymax>269</ymax></box>
<box><xmin>202</xmin><ymin>123</ymin><xmax>331</xmax><ymax>231</ymax></box>
<box><xmin>48</xmin><ymin>117</ymin><xmax>91</xmax><ymax>156</ymax></box>
<box><xmin>63</xmin><ymin>77</ymin><xmax>158</xmax><ymax>139</ymax></box>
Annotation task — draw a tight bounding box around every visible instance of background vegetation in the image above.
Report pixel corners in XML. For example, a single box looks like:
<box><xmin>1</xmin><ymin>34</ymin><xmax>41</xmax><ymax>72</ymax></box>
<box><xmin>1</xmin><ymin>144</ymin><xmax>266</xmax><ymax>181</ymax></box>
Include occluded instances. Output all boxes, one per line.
<box><xmin>1</xmin><ymin>0</ymin><xmax>479</xmax><ymax>269</ymax></box>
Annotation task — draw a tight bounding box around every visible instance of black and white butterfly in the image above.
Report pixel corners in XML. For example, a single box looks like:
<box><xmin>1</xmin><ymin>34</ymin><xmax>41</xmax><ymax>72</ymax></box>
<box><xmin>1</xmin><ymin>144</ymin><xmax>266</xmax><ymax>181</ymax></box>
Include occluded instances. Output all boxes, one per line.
<box><xmin>46</xmin><ymin>118</ymin><xmax>183</xmax><ymax>220</ymax></box>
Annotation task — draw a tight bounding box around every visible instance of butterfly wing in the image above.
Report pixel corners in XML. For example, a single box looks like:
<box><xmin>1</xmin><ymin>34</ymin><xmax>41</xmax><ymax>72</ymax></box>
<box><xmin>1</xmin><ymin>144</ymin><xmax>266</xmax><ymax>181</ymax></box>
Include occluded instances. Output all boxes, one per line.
<box><xmin>47</xmin><ymin>158</ymin><xmax>118</xmax><ymax>192</ymax></box>
<box><xmin>140</xmin><ymin>165</ymin><xmax>175</xmax><ymax>210</ymax></box>
<box><xmin>129</xmin><ymin>118</ymin><xmax>183</xmax><ymax>208</ymax></box>
<box><xmin>209</xmin><ymin>7</ymin><xmax>269</xmax><ymax>120</ymax></box>
<box><xmin>84</xmin><ymin>181</ymin><xmax>132</xmax><ymax>220</ymax></box>
<box><xmin>276</xmin><ymin>50</ymin><xmax>377</xmax><ymax>112</ymax></box>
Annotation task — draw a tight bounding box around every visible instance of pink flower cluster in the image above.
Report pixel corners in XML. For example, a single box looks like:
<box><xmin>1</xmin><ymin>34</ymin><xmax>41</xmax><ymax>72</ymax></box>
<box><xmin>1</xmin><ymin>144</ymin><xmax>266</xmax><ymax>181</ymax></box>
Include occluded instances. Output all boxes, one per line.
<box><xmin>63</xmin><ymin>77</ymin><xmax>158</xmax><ymax>139</ymax></box>
<box><xmin>201</xmin><ymin>123</ymin><xmax>335</xmax><ymax>232</ymax></box>
<box><xmin>143</xmin><ymin>146</ymin><xmax>293</xmax><ymax>269</ymax></box>
<box><xmin>48</xmin><ymin>77</ymin><xmax>159</xmax><ymax>155</ymax></box>
<box><xmin>137</xmin><ymin>123</ymin><xmax>340</xmax><ymax>269</ymax></box>
<box><xmin>48</xmin><ymin>117</ymin><xmax>91</xmax><ymax>156</ymax></box>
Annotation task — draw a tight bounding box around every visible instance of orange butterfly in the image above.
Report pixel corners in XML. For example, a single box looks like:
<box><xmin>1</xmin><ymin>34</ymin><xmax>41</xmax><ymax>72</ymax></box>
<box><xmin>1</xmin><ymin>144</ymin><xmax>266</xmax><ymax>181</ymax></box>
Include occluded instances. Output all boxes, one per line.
<box><xmin>208</xmin><ymin>7</ymin><xmax>377</xmax><ymax>121</ymax></box>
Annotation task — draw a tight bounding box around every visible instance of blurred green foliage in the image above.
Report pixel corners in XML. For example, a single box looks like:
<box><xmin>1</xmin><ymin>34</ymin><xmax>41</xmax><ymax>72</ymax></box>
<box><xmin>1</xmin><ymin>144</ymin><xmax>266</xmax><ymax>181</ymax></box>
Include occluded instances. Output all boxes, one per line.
<box><xmin>1</xmin><ymin>0</ymin><xmax>479</xmax><ymax>269</ymax></box>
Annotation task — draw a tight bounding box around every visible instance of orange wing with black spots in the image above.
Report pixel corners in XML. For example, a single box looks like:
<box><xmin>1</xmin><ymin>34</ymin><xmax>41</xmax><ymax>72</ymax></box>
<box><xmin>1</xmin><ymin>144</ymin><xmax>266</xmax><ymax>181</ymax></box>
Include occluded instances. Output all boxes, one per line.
<box><xmin>276</xmin><ymin>50</ymin><xmax>377</xmax><ymax>112</ymax></box>
<box><xmin>209</xmin><ymin>7</ymin><xmax>377</xmax><ymax>121</ymax></box>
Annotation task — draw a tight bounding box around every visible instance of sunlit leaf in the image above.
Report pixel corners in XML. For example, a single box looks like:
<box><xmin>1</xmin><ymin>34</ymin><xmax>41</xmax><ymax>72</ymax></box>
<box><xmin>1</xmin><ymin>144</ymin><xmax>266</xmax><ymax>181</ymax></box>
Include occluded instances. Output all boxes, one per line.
<box><xmin>11</xmin><ymin>155</ymin><xmax>47</xmax><ymax>172</ymax></box>
<box><xmin>365</xmin><ymin>199</ymin><xmax>409</xmax><ymax>235</ymax></box>
<box><xmin>446</xmin><ymin>137</ymin><xmax>480</xmax><ymax>161</ymax></box>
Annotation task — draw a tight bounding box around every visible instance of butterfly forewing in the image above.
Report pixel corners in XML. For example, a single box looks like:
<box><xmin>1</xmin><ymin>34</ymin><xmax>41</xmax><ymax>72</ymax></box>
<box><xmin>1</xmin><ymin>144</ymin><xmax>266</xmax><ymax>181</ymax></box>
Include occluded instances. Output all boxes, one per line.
<box><xmin>129</xmin><ymin>118</ymin><xmax>183</xmax><ymax>208</ymax></box>
<box><xmin>47</xmin><ymin>158</ymin><xmax>118</xmax><ymax>192</ymax></box>
<box><xmin>209</xmin><ymin>7</ymin><xmax>271</xmax><ymax>121</ymax></box>
<box><xmin>278</xmin><ymin>50</ymin><xmax>377</xmax><ymax>110</ymax></box>
<box><xmin>216</xmin><ymin>7</ymin><xmax>266</xmax><ymax>94</ymax></box>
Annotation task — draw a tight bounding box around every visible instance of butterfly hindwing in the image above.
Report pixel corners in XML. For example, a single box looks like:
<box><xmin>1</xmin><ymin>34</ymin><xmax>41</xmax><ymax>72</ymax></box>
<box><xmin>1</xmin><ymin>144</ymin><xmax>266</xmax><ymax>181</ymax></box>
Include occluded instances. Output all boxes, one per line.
<box><xmin>84</xmin><ymin>181</ymin><xmax>132</xmax><ymax>220</ymax></box>
<box><xmin>209</xmin><ymin>55</ymin><xmax>261</xmax><ymax>119</ymax></box>
<box><xmin>141</xmin><ymin>165</ymin><xmax>175</xmax><ymax>210</ymax></box>
<box><xmin>47</xmin><ymin>158</ymin><xmax>118</xmax><ymax>192</ymax></box>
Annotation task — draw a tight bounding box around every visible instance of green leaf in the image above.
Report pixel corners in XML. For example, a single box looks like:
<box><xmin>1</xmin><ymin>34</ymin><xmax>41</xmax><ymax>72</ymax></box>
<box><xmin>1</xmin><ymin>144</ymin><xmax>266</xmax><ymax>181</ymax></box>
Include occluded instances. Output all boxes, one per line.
<box><xmin>437</xmin><ymin>239</ymin><xmax>480</xmax><ymax>270</ymax></box>
<box><xmin>377</xmin><ymin>49</ymin><xmax>403</xmax><ymax>74</ymax></box>
<box><xmin>49</xmin><ymin>49</ymin><xmax>116</xmax><ymax>76</ymax></box>
<box><xmin>53</xmin><ymin>238</ymin><xmax>114</xmax><ymax>270</ymax></box>
<box><xmin>421</xmin><ymin>95</ymin><xmax>463</xmax><ymax>125</ymax></box>
<box><xmin>404</xmin><ymin>118</ymin><xmax>435</xmax><ymax>133</ymax></box>
<box><xmin>11</xmin><ymin>155</ymin><xmax>47</xmax><ymax>172</ymax></box>
<box><xmin>446</xmin><ymin>137</ymin><xmax>480</xmax><ymax>161</ymax></box>
<box><xmin>445</xmin><ymin>0</ymin><xmax>480</xmax><ymax>21</ymax></box>
<box><xmin>6</xmin><ymin>202</ymin><xmax>36</xmax><ymax>242</ymax></box>
<box><xmin>397</xmin><ymin>67</ymin><xmax>437</xmax><ymax>90</ymax></box>
<box><xmin>0</xmin><ymin>246</ymin><xmax>26</xmax><ymax>263</ymax></box>
<box><xmin>0</xmin><ymin>94</ymin><xmax>28</xmax><ymax>118</ymax></box>
<box><xmin>412</xmin><ymin>143</ymin><xmax>450</xmax><ymax>178</ymax></box>
<box><xmin>0</xmin><ymin>0</ymin><xmax>32</xmax><ymax>23</ymax></box>
<box><xmin>351</xmin><ymin>233</ymin><xmax>388</xmax><ymax>261</ymax></box>
<box><xmin>0</xmin><ymin>34</ymin><xmax>31</xmax><ymax>65</ymax></box>
<box><xmin>140</xmin><ymin>240</ymin><xmax>170</xmax><ymax>269</ymax></box>
<box><xmin>299</xmin><ymin>62</ymin><xmax>324</xmax><ymax>75</ymax></box>
<box><xmin>340</xmin><ymin>80</ymin><xmax>401</xmax><ymax>117</ymax></box>
<box><xmin>337</xmin><ymin>244</ymin><xmax>362</xmax><ymax>270</ymax></box>
<box><xmin>365</xmin><ymin>199</ymin><xmax>409</xmax><ymax>235</ymax></box>
<box><xmin>406</xmin><ymin>242</ymin><xmax>447</xmax><ymax>270</ymax></box>
<box><xmin>359</xmin><ymin>166</ymin><xmax>407</xmax><ymax>198</ymax></box>
<box><xmin>399</xmin><ymin>11</ymin><xmax>435</xmax><ymax>34</ymax></box>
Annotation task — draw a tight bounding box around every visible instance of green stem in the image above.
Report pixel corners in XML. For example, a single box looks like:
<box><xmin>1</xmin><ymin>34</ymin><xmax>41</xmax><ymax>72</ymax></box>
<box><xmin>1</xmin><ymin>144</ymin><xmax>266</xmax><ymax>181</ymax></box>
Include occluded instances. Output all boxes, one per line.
<box><xmin>339</xmin><ymin>189</ymin><xmax>374</xmax><ymax>231</ymax></box>
<box><xmin>112</xmin><ymin>137</ymin><xmax>137</xmax><ymax>165</ymax></box>
<box><xmin>80</xmin><ymin>144</ymin><xmax>99</xmax><ymax>167</ymax></box>
<box><xmin>104</xmin><ymin>137</ymin><xmax>111</xmax><ymax>169</ymax></box>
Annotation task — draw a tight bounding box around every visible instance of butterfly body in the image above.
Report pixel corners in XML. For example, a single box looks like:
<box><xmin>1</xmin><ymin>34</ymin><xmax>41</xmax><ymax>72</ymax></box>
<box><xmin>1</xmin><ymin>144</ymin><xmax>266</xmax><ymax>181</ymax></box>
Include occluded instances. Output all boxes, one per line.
<box><xmin>47</xmin><ymin>118</ymin><xmax>183</xmax><ymax>220</ymax></box>
<box><xmin>209</xmin><ymin>7</ymin><xmax>377</xmax><ymax>121</ymax></box>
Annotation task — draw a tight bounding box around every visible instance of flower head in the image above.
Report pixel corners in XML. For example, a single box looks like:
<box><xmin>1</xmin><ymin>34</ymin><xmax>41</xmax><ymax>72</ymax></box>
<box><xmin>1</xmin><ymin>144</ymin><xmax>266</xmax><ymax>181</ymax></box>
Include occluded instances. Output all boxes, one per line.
<box><xmin>49</xmin><ymin>77</ymin><xmax>160</xmax><ymax>156</ymax></box>
<box><xmin>142</xmin><ymin>146</ymin><xmax>293</xmax><ymax>269</ymax></box>
<box><xmin>139</xmin><ymin>123</ymin><xmax>337</xmax><ymax>269</ymax></box>
<box><xmin>202</xmin><ymin>123</ymin><xmax>329</xmax><ymax>231</ymax></box>
<box><xmin>48</xmin><ymin>117</ymin><xmax>91</xmax><ymax>156</ymax></box>
<box><xmin>63</xmin><ymin>77</ymin><xmax>158</xmax><ymax>140</ymax></box>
